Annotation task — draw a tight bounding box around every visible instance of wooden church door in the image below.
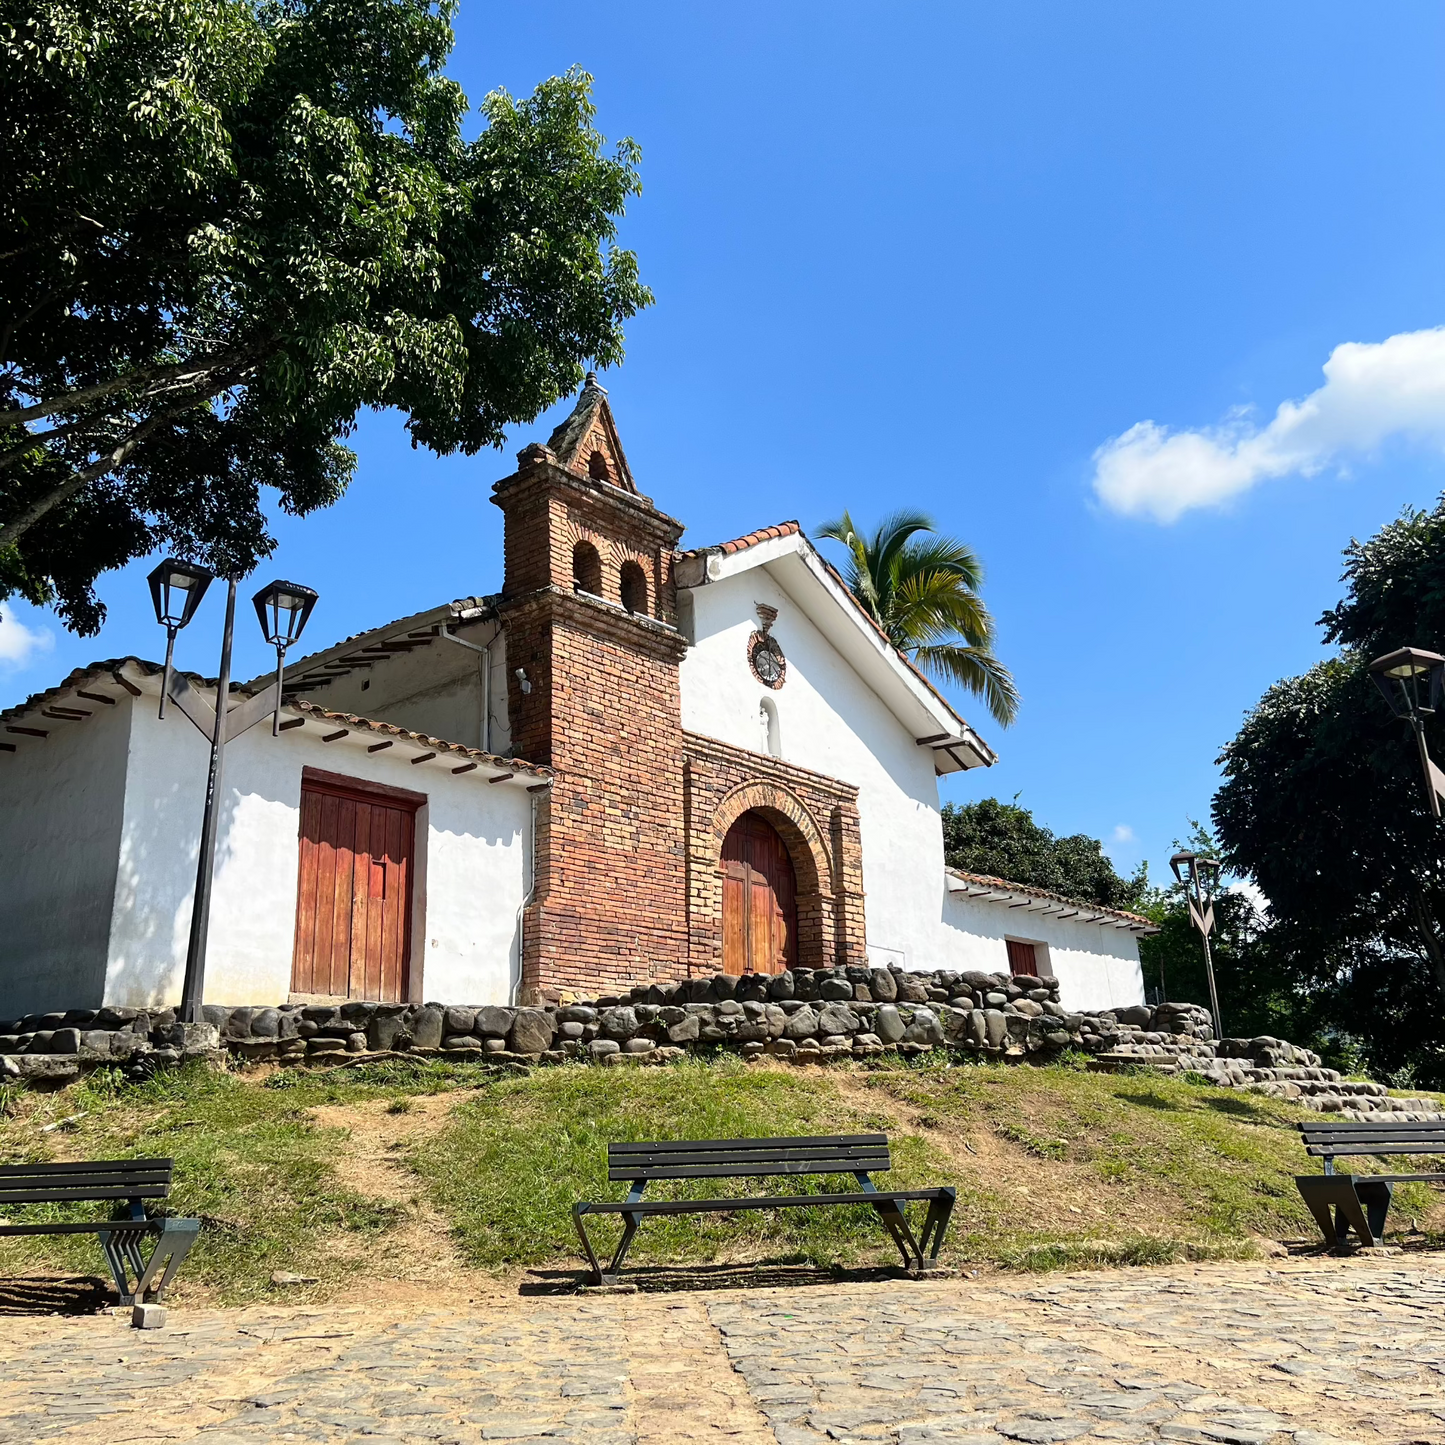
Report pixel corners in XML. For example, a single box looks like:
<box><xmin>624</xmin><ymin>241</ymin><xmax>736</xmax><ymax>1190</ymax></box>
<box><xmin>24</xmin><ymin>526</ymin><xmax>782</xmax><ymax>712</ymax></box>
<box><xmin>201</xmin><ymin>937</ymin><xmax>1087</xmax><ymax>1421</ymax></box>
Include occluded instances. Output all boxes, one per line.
<box><xmin>291</xmin><ymin>771</ymin><xmax>418</xmax><ymax>1001</ymax></box>
<box><xmin>721</xmin><ymin>812</ymin><xmax>798</xmax><ymax>975</ymax></box>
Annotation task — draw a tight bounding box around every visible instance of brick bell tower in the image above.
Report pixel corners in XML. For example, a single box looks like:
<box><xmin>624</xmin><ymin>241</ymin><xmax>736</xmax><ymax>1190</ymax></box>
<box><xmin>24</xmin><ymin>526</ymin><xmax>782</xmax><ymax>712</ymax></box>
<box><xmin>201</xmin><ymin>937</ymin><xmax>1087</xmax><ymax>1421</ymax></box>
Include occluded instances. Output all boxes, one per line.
<box><xmin>492</xmin><ymin>374</ymin><xmax>690</xmax><ymax>1002</ymax></box>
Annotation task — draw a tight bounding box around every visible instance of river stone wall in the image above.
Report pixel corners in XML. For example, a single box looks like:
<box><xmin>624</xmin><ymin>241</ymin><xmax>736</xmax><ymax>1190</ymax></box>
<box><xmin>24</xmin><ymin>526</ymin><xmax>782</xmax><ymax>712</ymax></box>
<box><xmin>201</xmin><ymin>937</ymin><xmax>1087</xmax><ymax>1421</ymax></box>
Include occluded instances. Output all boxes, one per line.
<box><xmin>0</xmin><ymin>966</ymin><xmax>1214</xmax><ymax>1082</ymax></box>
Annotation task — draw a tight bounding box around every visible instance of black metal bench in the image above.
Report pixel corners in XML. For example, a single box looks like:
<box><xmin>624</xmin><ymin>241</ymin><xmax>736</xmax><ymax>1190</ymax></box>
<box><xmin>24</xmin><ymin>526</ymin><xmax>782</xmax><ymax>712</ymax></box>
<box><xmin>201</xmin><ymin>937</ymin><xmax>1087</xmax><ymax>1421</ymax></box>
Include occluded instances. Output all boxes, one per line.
<box><xmin>0</xmin><ymin>1158</ymin><xmax>200</xmax><ymax>1304</ymax></box>
<box><xmin>572</xmin><ymin>1133</ymin><xmax>955</xmax><ymax>1284</ymax></box>
<box><xmin>1296</xmin><ymin>1119</ymin><xmax>1445</xmax><ymax>1248</ymax></box>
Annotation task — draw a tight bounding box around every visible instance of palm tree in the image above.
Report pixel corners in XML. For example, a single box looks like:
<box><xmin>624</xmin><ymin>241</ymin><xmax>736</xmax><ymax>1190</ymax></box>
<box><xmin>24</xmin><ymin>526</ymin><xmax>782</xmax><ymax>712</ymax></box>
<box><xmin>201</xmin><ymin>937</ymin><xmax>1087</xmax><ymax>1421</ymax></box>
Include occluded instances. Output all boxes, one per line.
<box><xmin>816</xmin><ymin>509</ymin><xmax>1019</xmax><ymax>727</ymax></box>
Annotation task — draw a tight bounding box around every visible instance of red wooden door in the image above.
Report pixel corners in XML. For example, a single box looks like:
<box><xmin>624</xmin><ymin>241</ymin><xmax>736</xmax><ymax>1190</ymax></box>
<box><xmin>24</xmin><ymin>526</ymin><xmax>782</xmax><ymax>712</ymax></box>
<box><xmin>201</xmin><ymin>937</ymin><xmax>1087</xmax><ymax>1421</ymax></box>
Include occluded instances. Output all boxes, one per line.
<box><xmin>721</xmin><ymin>812</ymin><xmax>797</xmax><ymax>975</ymax></box>
<box><xmin>292</xmin><ymin>773</ymin><xmax>417</xmax><ymax>1001</ymax></box>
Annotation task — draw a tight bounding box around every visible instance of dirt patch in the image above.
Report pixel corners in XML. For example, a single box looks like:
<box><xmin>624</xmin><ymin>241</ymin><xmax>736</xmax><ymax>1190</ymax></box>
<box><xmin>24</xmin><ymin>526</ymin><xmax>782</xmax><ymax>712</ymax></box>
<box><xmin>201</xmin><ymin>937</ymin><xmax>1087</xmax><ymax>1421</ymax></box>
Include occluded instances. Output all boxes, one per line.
<box><xmin>308</xmin><ymin>1092</ymin><xmax>488</xmax><ymax>1297</ymax></box>
<box><xmin>827</xmin><ymin>1071</ymin><xmax>1197</xmax><ymax>1238</ymax></box>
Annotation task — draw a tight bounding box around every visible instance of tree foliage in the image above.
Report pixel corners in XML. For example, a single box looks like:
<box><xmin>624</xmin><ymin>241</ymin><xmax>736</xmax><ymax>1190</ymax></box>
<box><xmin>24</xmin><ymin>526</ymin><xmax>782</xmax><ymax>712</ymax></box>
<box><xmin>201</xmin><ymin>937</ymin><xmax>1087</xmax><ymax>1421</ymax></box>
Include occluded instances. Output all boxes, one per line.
<box><xmin>1212</xmin><ymin>498</ymin><xmax>1445</xmax><ymax>1084</ymax></box>
<box><xmin>816</xmin><ymin>509</ymin><xmax>1019</xmax><ymax>727</ymax></box>
<box><xmin>2</xmin><ymin>0</ymin><xmax>650</xmax><ymax>632</ymax></box>
<box><xmin>941</xmin><ymin>797</ymin><xmax>1144</xmax><ymax>910</ymax></box>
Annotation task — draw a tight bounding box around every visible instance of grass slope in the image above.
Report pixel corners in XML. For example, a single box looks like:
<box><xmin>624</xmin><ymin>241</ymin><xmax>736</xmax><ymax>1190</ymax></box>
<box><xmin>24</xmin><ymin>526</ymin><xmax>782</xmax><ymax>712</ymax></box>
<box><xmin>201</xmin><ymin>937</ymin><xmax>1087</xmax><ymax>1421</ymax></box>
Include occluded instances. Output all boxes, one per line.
<box><xmin>2</xmin><ymin>1055</ymin><xmax>1441</xmax><ymax>1302</ymax></box>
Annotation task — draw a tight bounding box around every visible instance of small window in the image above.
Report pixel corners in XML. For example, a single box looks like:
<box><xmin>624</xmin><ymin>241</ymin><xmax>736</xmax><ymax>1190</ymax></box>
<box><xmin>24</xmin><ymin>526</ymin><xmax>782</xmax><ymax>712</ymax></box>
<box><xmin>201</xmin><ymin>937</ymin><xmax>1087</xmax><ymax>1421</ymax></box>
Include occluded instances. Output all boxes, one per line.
<box><xmin>1006</xmin><ymin>939</ymin><xmax>1038</xmax><ymax>977</ymax></box>
<box><xmin>588</xmin><ymin>450</ymin><xmax>611</xmax><ymax>482</ymax></box>
<box><xmin>760</xmin><ymin>696</ymin><xmax>782</xmax><ymax>757</ymax></box>
<box><xmin>573</xmin><ymin>540</ymin><xmax>602</xmax><ymax>595</ymax></box>
<box><xmin>620</xmin><ymin>560</ymin><xmax>648</xmax><ymax>615</ymax></box>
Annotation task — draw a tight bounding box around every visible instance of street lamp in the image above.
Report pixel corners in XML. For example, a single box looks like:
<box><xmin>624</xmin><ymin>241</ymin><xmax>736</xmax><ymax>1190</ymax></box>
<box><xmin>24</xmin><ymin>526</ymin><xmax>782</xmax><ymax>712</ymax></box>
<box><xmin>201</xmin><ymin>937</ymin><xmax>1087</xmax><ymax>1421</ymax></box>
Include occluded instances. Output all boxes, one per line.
<box><xmin>1171</xmin><ymin>850</ymin><xmax>1224</xmax><ymax>1043</ymax></box>
<box><xmin>147</xmin><ymin>559</ymin><xmax>213</xmax><ymax>719</ymax></box>
<box><xmin>149</xmin><ymin>563</ymin><xmax>318</xmax><ymax>1023</ymax></box>
<box><xmin>253</xmin><ymin>580</ymin><xmax>318</xmax><ymax>735</ymax></box>
<box><xmin>1369</xmin><ymin>647</ymin><xmax>1445</xmax><ymax>817</ymax></box>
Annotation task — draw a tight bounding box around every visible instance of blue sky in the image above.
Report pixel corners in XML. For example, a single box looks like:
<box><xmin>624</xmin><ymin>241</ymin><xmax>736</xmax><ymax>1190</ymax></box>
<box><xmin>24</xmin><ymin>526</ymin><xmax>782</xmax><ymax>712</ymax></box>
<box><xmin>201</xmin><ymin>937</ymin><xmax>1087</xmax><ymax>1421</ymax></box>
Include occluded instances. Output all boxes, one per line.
<box><xmin>6</xmin><ymin>2</ymin><xmax>1445</xmax><ymax>889</ymax></box>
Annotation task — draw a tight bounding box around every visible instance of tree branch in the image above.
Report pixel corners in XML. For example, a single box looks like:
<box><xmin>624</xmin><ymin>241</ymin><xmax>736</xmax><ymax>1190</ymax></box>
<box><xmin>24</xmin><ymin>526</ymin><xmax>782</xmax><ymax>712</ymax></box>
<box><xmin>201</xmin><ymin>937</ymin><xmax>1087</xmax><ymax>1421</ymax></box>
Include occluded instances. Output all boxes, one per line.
<box><xmin>0</xmin><ymin>416</ymin><xmax>112</xmax><ymax>474</ymax></box>
<box><xmin>0</xmin><ymin>346</ymin><xmax>260</xmax><ymax>428</ymax></box>
<box><xmin>0</xmin><ymin>290</ymin><xmax>63</xmax><ymax>368</ymax></box>
<box><xmin>0</xmin><ymin>213</ymin><xmax>107</xmax><ymax>265</ymax></box>
<box><xmin>0</xmin><ymin>364</ymin><xmax>253</xmax><ymax>550</ymax></box>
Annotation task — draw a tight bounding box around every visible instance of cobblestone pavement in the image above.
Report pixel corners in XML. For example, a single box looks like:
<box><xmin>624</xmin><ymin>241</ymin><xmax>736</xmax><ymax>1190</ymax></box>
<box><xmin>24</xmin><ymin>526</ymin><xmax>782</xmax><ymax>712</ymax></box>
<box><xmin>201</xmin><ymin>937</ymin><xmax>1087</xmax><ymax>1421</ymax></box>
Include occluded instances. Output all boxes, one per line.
<box><xmin>3</xmin><ymin>1260</ymin><xmax>1445</xmax><ymax>1445</ymax></box>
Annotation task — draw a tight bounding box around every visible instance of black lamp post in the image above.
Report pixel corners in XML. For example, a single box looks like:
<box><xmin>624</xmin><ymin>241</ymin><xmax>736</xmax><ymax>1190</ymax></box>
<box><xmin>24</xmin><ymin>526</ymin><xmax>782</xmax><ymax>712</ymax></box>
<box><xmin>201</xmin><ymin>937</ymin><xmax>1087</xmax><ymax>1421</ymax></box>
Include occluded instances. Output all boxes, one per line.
<box><xmin>1171</xmin><ymin>850</ymin><xmax>1224</xmax><ymax>1042</ymax></box>
<box><xmin>253</xmin><ymin>581</ymin><xmax>318</xmax><ymax>735</ymax></box>
<box><xmin>148</xmin><ymin>561</ymin><xmax>318</xmax><ymax>1023</ymax></box>
<box><xmin>147</xmin><ymin>559</ymin><xmax>213</xmax><ymax>720</ymax></box>
<box><xmin>1369</xmin><ymin>646</ymin><xmax>1445</xmax><ymax>818</ymax></box>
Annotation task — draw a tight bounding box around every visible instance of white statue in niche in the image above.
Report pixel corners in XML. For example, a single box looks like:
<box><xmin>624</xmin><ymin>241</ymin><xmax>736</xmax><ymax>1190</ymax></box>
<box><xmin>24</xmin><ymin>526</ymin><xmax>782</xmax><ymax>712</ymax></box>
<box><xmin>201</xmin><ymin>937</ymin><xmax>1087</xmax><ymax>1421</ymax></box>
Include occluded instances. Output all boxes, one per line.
<box><xmin>759</xmin><ymin>696</ymin><xmax>781</xmax><ymax>757</ymax></box>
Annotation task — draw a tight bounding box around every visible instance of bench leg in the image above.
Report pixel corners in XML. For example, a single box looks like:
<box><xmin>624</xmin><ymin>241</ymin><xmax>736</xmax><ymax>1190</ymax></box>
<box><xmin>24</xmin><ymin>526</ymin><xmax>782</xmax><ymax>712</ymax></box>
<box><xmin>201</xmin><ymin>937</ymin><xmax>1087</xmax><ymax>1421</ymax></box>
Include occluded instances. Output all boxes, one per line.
<box><xmin>1295</xmin><ymin>1175</ymin><xmax>1392</xmax><ymax>1248</ymax></box>
<box><xmin>870</xmin><ymin>1199</ymin><xmax>925</xmax><ymax>1269</ymax></box>
<box><xmin>918</xmin><ymin>1189</ymin><xmax>956</xmax><ymax>1260</ymax></box>
<box><xmin>573</xmin><ymin>1207</ymin><xmax>608</xmax><ymax>1286</ymax></box>
<box><xmin>135</xmin><ymin>1220</ymin><xmax>200</xmax><ymax>1302</ymax></box>
<box><xmin>99</xmin><ymin>1220</ymin><xmax>201</xmax><ymax>1305</ymax></box>
<box><xmin>1353</xmin><ymin>1178</ymin><xmax>1394</xmax><ymax>1247</ymax></box>
<box><xmin>608</xmin><ymin>1213</ymin><xmax>643</xmax><ymax>1278</ymax></box>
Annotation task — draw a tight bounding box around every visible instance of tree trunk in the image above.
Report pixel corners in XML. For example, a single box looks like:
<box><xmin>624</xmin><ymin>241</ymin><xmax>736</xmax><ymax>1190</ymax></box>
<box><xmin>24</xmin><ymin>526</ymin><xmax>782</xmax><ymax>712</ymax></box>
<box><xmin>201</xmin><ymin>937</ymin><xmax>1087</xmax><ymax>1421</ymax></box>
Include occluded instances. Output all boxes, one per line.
<box><xmin>1409</xmin><ymin>890</ymin><xmax>1445</xmax><ymax>996</ymax></box>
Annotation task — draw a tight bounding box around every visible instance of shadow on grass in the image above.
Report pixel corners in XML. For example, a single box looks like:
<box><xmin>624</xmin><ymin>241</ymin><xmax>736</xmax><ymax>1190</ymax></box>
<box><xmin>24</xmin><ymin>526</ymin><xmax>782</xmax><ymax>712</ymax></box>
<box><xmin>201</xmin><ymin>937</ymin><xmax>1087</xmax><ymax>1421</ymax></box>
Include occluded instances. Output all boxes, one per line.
<box><xmin>1200</xmin><ymin>1095</ymin><xmax>1272</xmax><ymax>1119</ymax></box>
<box><xmin>0</xmin><ymin>1274</ymin><xmax>112</xmax><ymax>1315</ymax></box>
<box><xmin>1116</xmin><ymin>1093</ymin><xmax>1182</xmax><ymax>1112</ymax></box>
<box><xmin>519</xmin><ymin>1260</ymin><xmax>917</xmax><ymax>1296</ymax></box>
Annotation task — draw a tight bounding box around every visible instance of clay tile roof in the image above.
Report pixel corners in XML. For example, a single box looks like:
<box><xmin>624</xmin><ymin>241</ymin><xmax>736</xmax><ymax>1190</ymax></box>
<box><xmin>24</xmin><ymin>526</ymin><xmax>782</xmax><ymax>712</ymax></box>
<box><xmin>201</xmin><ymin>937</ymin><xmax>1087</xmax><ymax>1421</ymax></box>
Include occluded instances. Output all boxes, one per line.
<box><xmin>0</xmin><ymin>657</ymin><xmax>249</xmax><ymax>724</ymax></box>
<box><xmin>946</xmin><ymin>868</ymin><xmax>1157</xmax><ymax>931</ymax></box>
<box><xmin>285</xmin><ymin>700</ymin><xmax>552</xmax><ymax>779</ymax></box>
<box><xmin>1</xmin><ymin>658</ymin><xmax>552</xmax><ymax>780</ymax></box>
<box><xmin>677</xmin><ymin>520</ymin><xmax>801</xmax><ymax>560</ymax></box>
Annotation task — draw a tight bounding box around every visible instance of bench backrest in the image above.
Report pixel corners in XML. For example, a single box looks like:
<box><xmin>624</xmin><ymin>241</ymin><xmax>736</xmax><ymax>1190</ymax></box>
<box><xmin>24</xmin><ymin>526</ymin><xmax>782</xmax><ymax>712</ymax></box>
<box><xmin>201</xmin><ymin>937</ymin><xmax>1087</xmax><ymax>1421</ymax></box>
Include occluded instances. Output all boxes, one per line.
<box><xmin>0</xmin><ymin>1158</ymin><xmax>174</xmax><ymax>1207</ymax></box>
<box><xmin>607</xmin><ymin>1134</ymin><xmax>890</xmax><ymax>1182</ymax></box>
<box><xmin>1297</xmin><ymin>1121</ymin><xmax>1445</xmax><ymax>1158</ymax></box>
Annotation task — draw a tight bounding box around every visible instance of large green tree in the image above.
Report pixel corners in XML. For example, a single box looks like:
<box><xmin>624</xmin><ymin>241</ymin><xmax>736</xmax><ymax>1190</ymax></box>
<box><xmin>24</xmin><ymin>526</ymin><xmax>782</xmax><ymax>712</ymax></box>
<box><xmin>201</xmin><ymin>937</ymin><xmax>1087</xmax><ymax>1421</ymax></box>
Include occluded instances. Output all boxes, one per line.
<box><xmin>817</xmin><ymin>509</ymin><xmax>1019</xmax><ymax>727</ymax></box>
<box><xmin>1213</xmin><ymin>497</ymin><xmax>1445</xmax><ymax>1083</ymax></box>
<box><xmin>2</xmin><ymin>0</ymin><xmax>650</xmax><ymax>632</ymax></box>
<box><xmin>941</xmin><ymin>797</ymin><xmax>1144</xmax><ymax>909</ymax></box>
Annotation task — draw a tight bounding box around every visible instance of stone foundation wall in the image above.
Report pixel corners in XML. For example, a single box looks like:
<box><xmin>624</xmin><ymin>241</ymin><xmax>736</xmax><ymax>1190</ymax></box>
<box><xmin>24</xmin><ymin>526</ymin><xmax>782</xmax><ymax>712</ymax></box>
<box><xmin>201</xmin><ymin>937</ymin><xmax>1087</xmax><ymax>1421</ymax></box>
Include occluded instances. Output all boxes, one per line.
<box><xmin>0</xmin><ymin>965</ymin><xmax>1212</xmax><ymax>1081</ymax></box>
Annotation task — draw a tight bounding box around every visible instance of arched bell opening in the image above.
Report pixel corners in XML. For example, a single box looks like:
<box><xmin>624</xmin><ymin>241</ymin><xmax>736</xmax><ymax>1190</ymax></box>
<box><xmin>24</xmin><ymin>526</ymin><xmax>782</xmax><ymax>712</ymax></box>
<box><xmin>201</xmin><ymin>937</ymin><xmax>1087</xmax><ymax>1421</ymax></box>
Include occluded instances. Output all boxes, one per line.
<box><xmin>572</xmin><ymin>540</ymin><xmax>602</xmax><ymax>596</ymax></box>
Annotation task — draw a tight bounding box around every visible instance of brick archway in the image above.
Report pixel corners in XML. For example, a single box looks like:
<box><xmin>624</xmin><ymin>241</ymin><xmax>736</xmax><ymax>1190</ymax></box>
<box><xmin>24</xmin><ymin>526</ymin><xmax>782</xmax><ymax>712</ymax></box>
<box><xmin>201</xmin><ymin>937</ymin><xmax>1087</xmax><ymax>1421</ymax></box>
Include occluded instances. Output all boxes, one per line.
<box><xmin>711</xmin><ymin>781</ymin><xmax>833</xmax><ymax>970</ymax></box>
<box><xmin>682</xmin><ymin>733</ymin><xmax>868</xmax><ymax>975</ymax></box>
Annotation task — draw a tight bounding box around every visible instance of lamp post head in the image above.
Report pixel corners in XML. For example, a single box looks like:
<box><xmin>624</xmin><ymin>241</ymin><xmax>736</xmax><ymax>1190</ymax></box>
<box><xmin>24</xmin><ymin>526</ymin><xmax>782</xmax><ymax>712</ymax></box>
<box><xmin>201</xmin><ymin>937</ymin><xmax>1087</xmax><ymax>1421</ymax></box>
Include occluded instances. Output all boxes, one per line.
<box><xmin>147</xmin><ymin>558</ymin><xmax>214</xmax><ymax>631</ymax></box>
<box><xmin>1369</xmin><ymin>646</ymin><xmax>1445</xmax><ymax>722</ymax></box>
<box><xmin>1170</xmin><ymin>850</ymin><xmax>1220</xmax><ymax>898</ymax></box>
<box><xmin>252</xmin><ymin>580</ymin><xmax>318</xmax><ymax>651</ymax></box>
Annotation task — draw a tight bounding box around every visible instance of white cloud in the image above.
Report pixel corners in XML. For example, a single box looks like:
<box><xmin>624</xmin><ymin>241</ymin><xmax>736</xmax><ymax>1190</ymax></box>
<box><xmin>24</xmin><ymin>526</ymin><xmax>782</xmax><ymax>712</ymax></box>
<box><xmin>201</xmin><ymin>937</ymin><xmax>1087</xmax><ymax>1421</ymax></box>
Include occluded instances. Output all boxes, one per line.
<box><xmin>1110</xmin><ymin>824</ymin><xmax>1135</xmax><ymax>844</ymax></box>
<box><xmin>1093</xmin><ymin>326</ymin><xmax>1445</xmax><ymax>522</ymax></box>
<box><xmin>0</xmin><ymin>611</ymin><xmax>53</xmax><ymax>670</ymax></box>
<box><xmin>1229</xmin><ymin>877</ymin><xmax>1270</xmax><ymax>917</ymax></box>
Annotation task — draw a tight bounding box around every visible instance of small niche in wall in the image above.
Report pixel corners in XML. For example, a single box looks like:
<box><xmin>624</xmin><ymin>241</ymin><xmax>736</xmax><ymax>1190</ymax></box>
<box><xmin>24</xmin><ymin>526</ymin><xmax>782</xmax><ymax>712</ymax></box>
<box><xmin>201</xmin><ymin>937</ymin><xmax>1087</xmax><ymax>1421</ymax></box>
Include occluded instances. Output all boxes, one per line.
<box><xmin>759</xmin><ymin>695</ymin><xmax>782</xmax><ymax>757</ymax></box>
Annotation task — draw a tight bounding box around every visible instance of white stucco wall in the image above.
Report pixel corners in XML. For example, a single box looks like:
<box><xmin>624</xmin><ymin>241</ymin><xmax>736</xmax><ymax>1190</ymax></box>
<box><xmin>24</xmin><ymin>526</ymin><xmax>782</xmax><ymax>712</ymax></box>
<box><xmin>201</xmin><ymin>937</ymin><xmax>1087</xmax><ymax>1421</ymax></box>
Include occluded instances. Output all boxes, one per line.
<box><xmin>100</xmin><ymin>692</ymin><xmax>532</xmax><ymax>1009</ymax></box>
<box><xmin>678</xmin><ymin>565</ymin><xmax>1144</xmax><ymax>1009</ymax></box>
<box><xmin>0</xmin><ymin>694</ymin><xmax>132</xmax><ymax>1018</ymax></box>
<box><xmin>940</xmin><ymin>891</ymin><xmax>1145</xmax><ymax>1013</ymax></box>
<box><xmin>680</xmin><ymin>567</ymin><xmax>955</xmax><ymax>970</ymax></box>
<box><xmin>299</xmin><ymin>618</ymin><xmax>511</xmax><ymax>757</ymax></box>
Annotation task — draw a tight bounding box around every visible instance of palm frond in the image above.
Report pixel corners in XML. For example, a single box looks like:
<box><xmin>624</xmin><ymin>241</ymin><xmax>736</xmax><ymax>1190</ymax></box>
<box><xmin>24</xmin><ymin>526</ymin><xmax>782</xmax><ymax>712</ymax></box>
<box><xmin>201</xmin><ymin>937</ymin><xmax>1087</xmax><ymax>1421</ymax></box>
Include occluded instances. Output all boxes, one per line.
<box><xmin>816</xmin><ymin>510</ymin><xmax>881</xmax><ymax>618</ymax></box>
<box><xmin>815</xmin><ymin>506</ymin><xmax>1018</xmax><ymax>727</ymax></box>
<box><xmin>867</xmin><ymin>510</ymin><xmax>937</xmax><ymax>605</ymax></box>
<box><xmin>911</xmin><ymin>643</ymin><xmax>1021</xmax><ymax>727</ymax></box>
<box><xmin>889</xmin><ymin>534</ymin><xmax>985</xmax><ymax>593</ymax></box>
<box><xmin>890</xmin><ymin>571</ymin><xmax>995</xmax><ymax>650</ymax></box>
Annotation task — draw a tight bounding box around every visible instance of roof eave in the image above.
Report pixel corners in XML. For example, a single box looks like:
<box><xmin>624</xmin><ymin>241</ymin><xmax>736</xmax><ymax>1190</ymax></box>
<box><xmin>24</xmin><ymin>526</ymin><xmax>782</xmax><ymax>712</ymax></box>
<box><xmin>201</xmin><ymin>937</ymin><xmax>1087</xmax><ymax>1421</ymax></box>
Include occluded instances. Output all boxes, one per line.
<box><xmin>677</xmin><ymin>529</ymin><xmax>995</xmax><ymax>771</ymax></box>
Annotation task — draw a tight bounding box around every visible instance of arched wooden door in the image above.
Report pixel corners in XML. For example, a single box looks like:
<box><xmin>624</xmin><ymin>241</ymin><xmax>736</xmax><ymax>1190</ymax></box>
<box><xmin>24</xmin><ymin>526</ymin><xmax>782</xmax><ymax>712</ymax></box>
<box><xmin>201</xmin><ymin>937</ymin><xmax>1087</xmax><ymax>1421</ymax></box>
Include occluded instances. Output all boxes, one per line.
<box><xmin>721</xmin><ymin>811</ymin><xmax>797</xmax><ymax>975</ymax></box>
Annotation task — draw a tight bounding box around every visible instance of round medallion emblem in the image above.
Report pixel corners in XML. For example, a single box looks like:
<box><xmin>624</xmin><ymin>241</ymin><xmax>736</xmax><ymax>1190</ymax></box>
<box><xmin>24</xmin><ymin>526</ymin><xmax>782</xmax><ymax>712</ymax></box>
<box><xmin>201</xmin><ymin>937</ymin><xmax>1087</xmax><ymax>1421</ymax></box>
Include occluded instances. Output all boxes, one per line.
<box><xmin>749</xmin><ymin>631</ymin><xmax>786</xmax><ymax>689</ymax></box>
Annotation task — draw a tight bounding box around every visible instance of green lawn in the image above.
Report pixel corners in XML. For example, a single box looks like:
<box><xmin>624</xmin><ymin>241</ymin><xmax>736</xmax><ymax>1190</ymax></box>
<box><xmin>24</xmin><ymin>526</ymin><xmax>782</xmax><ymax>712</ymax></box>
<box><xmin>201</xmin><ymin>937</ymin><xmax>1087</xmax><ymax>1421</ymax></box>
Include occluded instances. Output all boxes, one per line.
<box><xmin>1</xmin><ymin>1054</ymin><xmax>1438</xmax><ymax>1302</ymax></box>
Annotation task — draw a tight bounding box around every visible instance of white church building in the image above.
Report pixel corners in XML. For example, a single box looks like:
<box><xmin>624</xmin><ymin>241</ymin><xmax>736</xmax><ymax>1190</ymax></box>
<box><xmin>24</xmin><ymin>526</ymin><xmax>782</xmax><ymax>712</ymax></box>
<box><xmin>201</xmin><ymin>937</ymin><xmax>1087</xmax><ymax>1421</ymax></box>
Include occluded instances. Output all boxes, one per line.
<box><xmin>0</xmin><ymin>380</ymin><xmax>1153</xmax><ymax>1020</ymax></box>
